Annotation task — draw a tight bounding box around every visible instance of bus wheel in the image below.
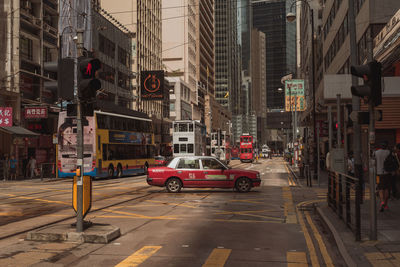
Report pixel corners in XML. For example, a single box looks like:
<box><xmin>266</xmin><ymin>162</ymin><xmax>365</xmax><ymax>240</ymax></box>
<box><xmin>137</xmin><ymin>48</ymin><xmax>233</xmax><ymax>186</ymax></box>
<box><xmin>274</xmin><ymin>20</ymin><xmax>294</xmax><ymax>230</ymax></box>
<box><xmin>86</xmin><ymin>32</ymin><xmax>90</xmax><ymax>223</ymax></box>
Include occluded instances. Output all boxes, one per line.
<box><xmin>166</xmin><ymin>178</ymin><xmax>182</xmax><ymax>193</ymax></box>
<box><xmin>236</xmin><ymin>177</ymin><xmax>251</xmax><ymax>192</ymax></box>
<box><xmin>108</xmin><ymin>165</ymin><xmax>114</xmax><ymax>178</ymax></box>
<box><xmin>116</xmin><ymin>165</ymin><xmax>123</xmax><ymax>178</ymax></box>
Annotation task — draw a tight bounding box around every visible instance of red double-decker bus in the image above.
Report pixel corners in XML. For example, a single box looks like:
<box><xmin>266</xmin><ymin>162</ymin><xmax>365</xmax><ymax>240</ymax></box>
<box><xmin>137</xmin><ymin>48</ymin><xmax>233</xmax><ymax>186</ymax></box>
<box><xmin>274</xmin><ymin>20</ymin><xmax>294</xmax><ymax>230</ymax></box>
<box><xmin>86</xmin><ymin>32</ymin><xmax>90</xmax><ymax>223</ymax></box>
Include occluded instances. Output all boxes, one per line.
<box><xmin>239</xmin><ymin>134</ymin><xmax>254</xmax><ymax>163</ymax></box>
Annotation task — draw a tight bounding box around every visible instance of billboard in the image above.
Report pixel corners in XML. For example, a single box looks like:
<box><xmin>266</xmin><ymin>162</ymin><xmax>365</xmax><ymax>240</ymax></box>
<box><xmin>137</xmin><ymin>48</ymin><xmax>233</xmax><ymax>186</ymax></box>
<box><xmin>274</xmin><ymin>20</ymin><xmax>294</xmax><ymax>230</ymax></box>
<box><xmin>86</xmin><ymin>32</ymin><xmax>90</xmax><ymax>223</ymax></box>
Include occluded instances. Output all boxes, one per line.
<box><xmin>0</xmin><ymin>107</ymin><xmax>12</xmax><ymax>127</ymax></box>
<box><xmin>285</xmin><ymin>80</ymin><xmax>306</xmax><ymax>112</ymax></box>
<box><xmin>141</xmin><ymin>70</ymin><xmax>164</xmax><ymax>100</ymax></box>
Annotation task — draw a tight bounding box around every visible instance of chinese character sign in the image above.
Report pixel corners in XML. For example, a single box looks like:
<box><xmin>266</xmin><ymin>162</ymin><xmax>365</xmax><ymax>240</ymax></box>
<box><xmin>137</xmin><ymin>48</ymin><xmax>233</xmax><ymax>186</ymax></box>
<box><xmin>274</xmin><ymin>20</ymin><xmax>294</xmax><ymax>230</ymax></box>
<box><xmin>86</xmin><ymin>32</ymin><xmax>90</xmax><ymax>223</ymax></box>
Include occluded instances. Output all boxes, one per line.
<box><xmin>285</xmin><ymin>80</ymin><xmax>306</xmax><ymax>112</ymax></box>
<box><xmin>25</xmin><ymin>107</ymin><xmax>48</xmax><ymax>119</ymax></box>
<box><xmin>0</xmin><ymin>107</ymin><xmax>13</xmax><ymax>127</ymax></box>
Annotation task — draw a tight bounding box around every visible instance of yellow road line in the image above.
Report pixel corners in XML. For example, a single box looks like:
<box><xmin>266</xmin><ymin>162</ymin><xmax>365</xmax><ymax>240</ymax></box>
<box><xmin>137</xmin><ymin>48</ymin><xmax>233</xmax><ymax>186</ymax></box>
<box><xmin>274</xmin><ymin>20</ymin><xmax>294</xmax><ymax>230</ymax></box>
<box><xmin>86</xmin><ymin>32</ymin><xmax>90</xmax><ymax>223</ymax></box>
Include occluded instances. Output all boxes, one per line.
<box><xmin>115</xmin><ymin>246</ymin><xmax>161</xmax><ymax>267</ymax></box>
<box><xmin>202</xmin><ymin>248</ymin><xmax>231</xmax><ymax>267</ymax></box>
<box><xmin>305</xmin><ymin>212</ymin><xmax>334</xmax><ymax>267</ymax></box>
<box><xmin>0</xmin><ymin>193</ymin><xmax>69</xmax><ymax>205</ymax></box>
<box><xmin>0</xmin><ymin>211</ymin><xmax>23</xmax><ymax>216</ymax></box>
<box><xmin>296</xmin><ymin>209</ymin><xmax>320</xmax><ymax>267</ymax></box>
<box><xmin>287</xmin><ymin>251</ymin><xmax>308</xmax><ymax>267</ymax></box>
<box><xmin>102</xmin><ymin>209</ymin><xmax>178</xmax><ymax>220</ymax></box>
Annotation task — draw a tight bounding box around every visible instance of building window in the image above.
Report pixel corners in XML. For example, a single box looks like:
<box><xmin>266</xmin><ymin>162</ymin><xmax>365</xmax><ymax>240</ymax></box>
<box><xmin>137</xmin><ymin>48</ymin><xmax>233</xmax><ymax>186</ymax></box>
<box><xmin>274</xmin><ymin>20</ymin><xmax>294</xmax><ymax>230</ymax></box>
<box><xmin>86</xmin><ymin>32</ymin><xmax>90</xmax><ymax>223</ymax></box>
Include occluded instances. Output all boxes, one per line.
<box><xmin>170</xmin><ymin>103</ymin><xmax>175</xmax><ymax>111</ymax></box>
<box><xmin>99</xmin><ymin>33</ymin><xmax>115</xmax><ymax>59</ymax></box>
<box><xmin>118</xmin><ymin>47</ymin><xmax>130</xmax><ymax>67</ymax></box>
<box><xmin>43</xmin><ymin>47</ymin><xmax>52</xmax><ymax>62</ymax></box>
<box><xmin>100</xmin><ymin>63</ymin><xmax>115</xmax><ymax>84</ymax></box>
<box><xmin>20</xmin><ymin>36</ymin><xmax>33</xmax><ymax>61</ymax></box>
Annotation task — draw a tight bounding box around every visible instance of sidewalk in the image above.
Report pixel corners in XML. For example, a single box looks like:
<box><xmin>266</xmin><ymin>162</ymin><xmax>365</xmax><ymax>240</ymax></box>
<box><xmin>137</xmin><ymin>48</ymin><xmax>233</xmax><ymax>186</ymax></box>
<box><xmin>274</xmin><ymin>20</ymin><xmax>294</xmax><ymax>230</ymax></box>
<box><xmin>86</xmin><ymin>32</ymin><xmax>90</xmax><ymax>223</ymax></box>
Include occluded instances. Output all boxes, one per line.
<box><xmin>291</xmin><ymin>166</ymin><xmax>400</xmax><ymax>266</ymax></box>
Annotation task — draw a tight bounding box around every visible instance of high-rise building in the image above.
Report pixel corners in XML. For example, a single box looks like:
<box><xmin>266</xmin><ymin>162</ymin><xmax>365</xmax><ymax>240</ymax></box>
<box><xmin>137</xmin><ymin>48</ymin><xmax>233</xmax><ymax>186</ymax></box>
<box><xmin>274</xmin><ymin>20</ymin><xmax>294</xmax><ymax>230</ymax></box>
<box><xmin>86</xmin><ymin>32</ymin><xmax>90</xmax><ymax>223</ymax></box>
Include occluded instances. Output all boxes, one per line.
<box><xmin>214</xmin><ymin>0</ymin><xmax>240</xmax><ymax>114</ymax></box>
<box><xmin>163</xmin><ymin>0</ymin><xmax>215</xmax><ymax>124</ymax></box>
<box><xmin>252</xmin><ymin>0</ymin><xmax>296</xmax><ymax>110</ymax></box>
<box><xmin>251</xmin><ymin>29</ymin><xmax>267</xmax><ymax>144</ymax></box>
<box><xmin>100</xmin><ymin>0</ymin><xmax>163</xmax><ymax>115</ymax></box>
<box><xmin>1</xmin><ymin>0</ymin><xmax>59</xmax><ymax>165</ymax></box>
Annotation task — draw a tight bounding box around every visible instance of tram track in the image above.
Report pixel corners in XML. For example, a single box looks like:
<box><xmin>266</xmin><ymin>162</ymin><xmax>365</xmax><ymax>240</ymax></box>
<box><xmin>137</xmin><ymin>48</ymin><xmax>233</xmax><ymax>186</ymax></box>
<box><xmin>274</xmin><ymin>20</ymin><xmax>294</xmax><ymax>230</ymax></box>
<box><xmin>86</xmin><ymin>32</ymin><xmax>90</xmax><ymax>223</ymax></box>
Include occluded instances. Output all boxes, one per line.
<box><xmin>0</xmin><ymin>177</ymin><xmax>162</xmax><ymax>241</ymax></box>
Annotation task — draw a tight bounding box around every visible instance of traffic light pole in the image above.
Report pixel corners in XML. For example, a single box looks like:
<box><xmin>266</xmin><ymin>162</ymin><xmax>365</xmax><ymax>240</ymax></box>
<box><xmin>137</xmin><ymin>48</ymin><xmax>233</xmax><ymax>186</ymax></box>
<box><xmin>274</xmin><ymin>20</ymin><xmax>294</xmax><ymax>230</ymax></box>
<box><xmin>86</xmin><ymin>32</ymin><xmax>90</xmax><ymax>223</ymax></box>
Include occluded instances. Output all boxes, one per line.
<box><xmin>367</xmin><ymin>27</ymin><xmax>377</xmax><ymax>240</ymax></box>
<box><xmin>76</xmin><ymin>29</ymin><xmax>84</xmax><ymax>233</ymax></box>
<box><xmin>348</xmin><ymin>0</ymin><xmax>364</xmax><ymax>236</ymax></box>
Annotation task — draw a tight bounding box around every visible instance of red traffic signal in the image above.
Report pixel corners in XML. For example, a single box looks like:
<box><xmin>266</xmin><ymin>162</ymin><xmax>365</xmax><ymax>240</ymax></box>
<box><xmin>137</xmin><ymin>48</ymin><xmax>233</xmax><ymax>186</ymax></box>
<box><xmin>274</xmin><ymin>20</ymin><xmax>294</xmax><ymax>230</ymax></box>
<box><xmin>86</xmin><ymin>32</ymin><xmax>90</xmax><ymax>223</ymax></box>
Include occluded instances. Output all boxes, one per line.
<box><xmin>78</xmin><ymin>57</ymin><xmax>102</xmax><ymax>101</ymax></box>
<box><xmin>350</xmin><ymin>60</ymin><xmax>382</xmax><ymax>106</ymax></box>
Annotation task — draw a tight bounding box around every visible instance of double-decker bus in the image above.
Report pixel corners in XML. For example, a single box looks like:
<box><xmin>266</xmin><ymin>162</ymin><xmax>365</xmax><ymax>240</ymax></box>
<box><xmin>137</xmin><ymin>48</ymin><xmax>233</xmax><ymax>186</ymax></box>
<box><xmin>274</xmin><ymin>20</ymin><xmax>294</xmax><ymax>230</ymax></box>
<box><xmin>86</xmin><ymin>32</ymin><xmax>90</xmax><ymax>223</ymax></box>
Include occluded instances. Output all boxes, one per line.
<box><xmin>240</xmin><ymin>134</ymin><xmax>254</xmax><ymax>163</ymax></box>
<box><xmin>210</xmin><ymin>130</ymin><xmax>231</xmax><ymax>164</ymax></box>
<box><xmin>172</xmin><ymin>120</ymin><xmax>206</xmax><ymax>156</ymax></box>
<box><xmin>57</xmin><ymin>109</ymin><xmax>155</xmax><ymax>178</ymax></box>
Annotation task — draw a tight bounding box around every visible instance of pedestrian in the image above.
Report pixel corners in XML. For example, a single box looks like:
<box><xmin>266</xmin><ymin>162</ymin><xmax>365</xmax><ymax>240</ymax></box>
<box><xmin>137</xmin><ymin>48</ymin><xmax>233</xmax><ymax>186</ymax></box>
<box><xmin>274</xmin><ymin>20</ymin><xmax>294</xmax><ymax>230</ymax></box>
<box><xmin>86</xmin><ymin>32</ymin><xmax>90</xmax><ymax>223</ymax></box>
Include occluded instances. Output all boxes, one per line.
<box><xmin>28</xmin><ymin>156</ymin><xmax>37</xmax><ymax>179</ymax></box>
<box><xmin>391</xmin><ymin>144</ymin><xmax>400</xmax><ymax>199</ymax></box>
<box><xmin>22</xmin><ymin>155</ymin><xmax>28</xmax><ymax>178</ymax></box>
<box><xmin>347</xmin><ymin>151</ymin><xmax>355</xmax><ymax>176</ymax></box>
<box><xmin>375</xmin><ymin>141</ymin><xmax>392</xmax><ymax>211</ymax></box>
<box><xmin>9</xmin><ymin>155</ymin><xmax>17</xmax><ymax>180</ymax></box>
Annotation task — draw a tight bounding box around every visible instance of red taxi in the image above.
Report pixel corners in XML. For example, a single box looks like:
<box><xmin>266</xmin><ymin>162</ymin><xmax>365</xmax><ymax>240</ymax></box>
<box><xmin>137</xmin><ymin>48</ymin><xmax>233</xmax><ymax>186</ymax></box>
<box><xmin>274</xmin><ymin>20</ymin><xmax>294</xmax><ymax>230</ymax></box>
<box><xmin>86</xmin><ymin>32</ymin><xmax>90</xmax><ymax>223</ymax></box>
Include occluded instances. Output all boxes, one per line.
<box><xmin>147</xmin><ymin>156</ymin><xmax>261</xmax><ymax>193</ymax></box>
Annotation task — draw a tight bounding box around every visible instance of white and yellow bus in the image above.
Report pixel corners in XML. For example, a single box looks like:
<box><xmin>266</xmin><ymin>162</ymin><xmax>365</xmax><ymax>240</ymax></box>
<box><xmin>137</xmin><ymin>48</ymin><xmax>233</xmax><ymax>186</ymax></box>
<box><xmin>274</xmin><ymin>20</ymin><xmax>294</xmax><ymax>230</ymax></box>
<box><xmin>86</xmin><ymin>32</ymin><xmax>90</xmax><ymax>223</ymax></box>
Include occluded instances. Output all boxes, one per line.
<box><xmin>57</xmin><ymin>109</ymin><xmax>155</xmax><ymax>178</ymax></box>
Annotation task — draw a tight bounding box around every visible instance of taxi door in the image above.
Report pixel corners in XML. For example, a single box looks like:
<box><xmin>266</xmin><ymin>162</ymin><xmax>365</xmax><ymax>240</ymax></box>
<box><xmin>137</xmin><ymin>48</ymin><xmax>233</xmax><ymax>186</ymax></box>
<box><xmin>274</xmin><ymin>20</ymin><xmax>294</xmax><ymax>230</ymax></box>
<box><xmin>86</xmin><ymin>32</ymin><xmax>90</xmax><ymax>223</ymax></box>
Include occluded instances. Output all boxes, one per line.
<box><xmin>175</xmin><ymin>158</ymin><xmax>204</xmax><ymax>187</ymax></box>
<box><xmin>201</xmin><ymin>158</ymin><xmax>230</xmax><ymax>188</ymax></box>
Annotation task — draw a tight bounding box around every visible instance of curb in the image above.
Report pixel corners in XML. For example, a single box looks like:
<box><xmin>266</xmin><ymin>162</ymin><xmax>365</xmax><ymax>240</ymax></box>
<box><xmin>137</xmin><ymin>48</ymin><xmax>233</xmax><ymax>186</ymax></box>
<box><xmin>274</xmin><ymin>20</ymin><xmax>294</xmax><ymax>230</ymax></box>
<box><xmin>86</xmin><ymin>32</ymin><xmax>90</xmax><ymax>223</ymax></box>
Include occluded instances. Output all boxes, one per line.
<box><xmin>316</xmin><ymin>206</ymin><xmax>357</xmax><ymax>267</ymax></box>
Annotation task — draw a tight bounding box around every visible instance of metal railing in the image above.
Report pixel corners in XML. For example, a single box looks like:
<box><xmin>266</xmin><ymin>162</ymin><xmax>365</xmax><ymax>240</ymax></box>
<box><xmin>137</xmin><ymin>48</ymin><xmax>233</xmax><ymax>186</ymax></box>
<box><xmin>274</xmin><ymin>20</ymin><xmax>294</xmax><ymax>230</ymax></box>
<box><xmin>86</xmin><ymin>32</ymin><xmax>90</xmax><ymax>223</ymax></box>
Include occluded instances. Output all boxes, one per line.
<box><xmin>327</xmin><ymin>170</ymin><xmax>362</xmax><ymax>241</ymax></box>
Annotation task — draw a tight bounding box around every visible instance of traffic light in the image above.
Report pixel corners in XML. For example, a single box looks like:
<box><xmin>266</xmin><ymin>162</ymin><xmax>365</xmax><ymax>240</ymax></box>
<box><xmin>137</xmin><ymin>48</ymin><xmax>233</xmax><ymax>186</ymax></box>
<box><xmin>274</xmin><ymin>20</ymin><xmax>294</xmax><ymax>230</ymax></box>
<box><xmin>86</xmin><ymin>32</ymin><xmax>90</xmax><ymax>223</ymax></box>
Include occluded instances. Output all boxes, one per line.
<box><xmin>44</xmin><ymin>58</ymin><xmax>75</xmax><ymax>100</ymax></box>
<box><xmin>78</xmin><ymin>56</ymin><xmax>102</xmax><ymax>102</ymax></box>
<box><xmin>350</xmin><ymin>60</ymin><xmax>382</xmax><ymax>106</ymax></box>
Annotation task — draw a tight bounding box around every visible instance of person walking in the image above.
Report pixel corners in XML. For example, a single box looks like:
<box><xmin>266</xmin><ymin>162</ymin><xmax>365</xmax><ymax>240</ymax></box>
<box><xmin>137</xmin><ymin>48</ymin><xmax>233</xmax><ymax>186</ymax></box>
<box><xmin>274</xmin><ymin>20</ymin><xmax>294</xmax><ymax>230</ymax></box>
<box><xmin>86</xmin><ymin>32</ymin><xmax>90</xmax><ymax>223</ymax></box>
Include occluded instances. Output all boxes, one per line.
<box><xmin>22</xmin><ymin>155</ymin><xmax>28</xmax><ymax>178</ymax></box>
<box><xmin>392</xmin><ymin>144</ymin><xmax>400</xmax><ymax>199</ymax></box>
<box><xmin>375</xmin><ymin>142</ymin><xmax>392</xmax><ymax>212</ymax></box>
<box><xmin>28</xmin><ymin>156</ymin><xmax>37</xmax><ymax>179</ymax></box>
<box><xmin>9</xmin><ymin>155</ymin><xmax>17</xmax><ymax>180</ymax></box>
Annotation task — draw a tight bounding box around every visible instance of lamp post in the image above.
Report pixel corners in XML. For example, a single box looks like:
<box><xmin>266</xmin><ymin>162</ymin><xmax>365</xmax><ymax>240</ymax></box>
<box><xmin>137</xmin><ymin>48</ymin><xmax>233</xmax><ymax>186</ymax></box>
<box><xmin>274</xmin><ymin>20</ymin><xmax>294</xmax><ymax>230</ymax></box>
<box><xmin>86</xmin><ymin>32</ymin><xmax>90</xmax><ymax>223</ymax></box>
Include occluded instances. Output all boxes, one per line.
<box><xmin>287</xmin><ymin>0</ymin><xmax>316</xmax><ymax>180</ymax></box>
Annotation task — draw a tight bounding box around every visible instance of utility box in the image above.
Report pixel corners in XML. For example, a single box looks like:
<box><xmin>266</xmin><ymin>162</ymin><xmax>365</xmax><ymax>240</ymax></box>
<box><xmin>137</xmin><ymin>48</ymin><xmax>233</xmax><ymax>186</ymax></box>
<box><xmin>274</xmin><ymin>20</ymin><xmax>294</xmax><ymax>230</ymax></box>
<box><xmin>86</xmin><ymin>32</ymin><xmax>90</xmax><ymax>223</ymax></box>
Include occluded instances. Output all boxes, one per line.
<box><xmin>330</xmin><ymin>148</ymin><xmax>345</xmax><ymax>173</ymax></box>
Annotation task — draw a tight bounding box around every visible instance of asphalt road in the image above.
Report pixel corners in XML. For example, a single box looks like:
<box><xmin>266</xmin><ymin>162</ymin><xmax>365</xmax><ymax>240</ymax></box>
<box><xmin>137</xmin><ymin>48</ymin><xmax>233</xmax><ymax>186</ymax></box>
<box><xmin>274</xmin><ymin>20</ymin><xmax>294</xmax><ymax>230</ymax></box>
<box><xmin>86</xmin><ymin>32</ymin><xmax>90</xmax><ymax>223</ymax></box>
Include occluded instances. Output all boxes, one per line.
<box><xmin>0</xmin><ymin>158</ymin><xmax>346</xmax><ymax>266</ymax></box>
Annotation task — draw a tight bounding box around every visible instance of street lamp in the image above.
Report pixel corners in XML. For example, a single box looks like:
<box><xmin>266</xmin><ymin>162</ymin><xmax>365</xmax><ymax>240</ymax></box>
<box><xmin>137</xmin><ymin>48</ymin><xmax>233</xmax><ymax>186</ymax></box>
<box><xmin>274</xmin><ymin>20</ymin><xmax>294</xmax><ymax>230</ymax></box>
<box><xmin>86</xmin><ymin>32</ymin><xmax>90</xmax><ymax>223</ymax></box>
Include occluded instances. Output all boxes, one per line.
<box><xmin>286</xmin><ymin>0</ymin><xmax>316</xmax><ymax>180</ymax></box>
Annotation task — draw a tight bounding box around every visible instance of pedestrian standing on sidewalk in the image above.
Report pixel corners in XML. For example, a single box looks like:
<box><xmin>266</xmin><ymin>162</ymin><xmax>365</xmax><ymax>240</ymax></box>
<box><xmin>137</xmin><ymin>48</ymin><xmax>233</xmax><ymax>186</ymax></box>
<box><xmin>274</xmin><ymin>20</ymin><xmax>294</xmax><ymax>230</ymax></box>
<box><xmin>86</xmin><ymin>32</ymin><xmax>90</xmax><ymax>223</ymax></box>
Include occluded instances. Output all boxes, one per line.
<box><xmin>375</xmin><ymin>142</ymin><xmax>392</xmax><ymax>212</ymax></box>
<box><xmin>347</xmin><ymin>151</ymin><xmax>355</xmax><ymax>177</ymax></box>
<box><xmin>9</xmin><ymin>155</ymin><xmax>17</xmax><ymax>180</ymax></box>
<box><xmin>28</xmin><ymin>156</ymin><xmax>37</xmax><ymax>179</ymax></box>
<box><xmin>392</xmin><ymin>144</ymin><xmax>400</xmax><ymax>199</ymax></box>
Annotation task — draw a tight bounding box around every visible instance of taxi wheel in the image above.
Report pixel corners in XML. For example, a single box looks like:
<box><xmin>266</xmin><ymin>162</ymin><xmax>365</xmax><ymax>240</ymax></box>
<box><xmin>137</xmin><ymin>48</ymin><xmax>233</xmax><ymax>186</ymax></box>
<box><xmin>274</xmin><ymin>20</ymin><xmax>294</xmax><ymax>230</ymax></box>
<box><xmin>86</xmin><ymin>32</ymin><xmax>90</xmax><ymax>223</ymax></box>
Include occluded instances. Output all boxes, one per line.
<box><xmin>116</xmin><ymin>165</ymin><xmax>123</xmax><ymax>178</ymax></box>
<box><xmin>236</xmin><ymin>177</ymin><xmax>251</xmax><ymax>192</ymax></box>
<box><xmin>166</xmin><ymin>178</ymin><xmax>182</xmax><ymax>193</ymax></box>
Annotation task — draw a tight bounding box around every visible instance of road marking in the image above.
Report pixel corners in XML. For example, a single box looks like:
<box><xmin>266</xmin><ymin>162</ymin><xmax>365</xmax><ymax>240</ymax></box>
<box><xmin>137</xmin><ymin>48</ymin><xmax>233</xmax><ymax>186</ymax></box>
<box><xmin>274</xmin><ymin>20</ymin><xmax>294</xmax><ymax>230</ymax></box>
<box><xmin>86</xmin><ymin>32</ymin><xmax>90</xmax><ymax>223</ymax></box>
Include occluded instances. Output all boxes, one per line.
<box><xmin>202</xmin><ymin>248</ymin><xmax>231</xmax><ymax>267</ymax></box>
<box><xmin>0</xmin><ymin>193</ymin><xmax>69</xmax><ymax>205</ymax></box>
<box><xmin>0</xmin><ymin>211</ymin><xmax>23</xmax><ymax>216</ymax></box>
<box><xmin>282</xmin><ymin>187</ymin><xmax>297</xmax><ymax>224</ymax></box>
<box><xmin>287</xmin><ymin>251</ymin><xmax>308</xmax><ymax>267</ymax></box>
<box><xmin>305</xmin><ymin>212</ymin><xmax>334</xmax><ymax>267</ymax></box>
<box><xmin>115</xmin><ymin>246</ymin><xmax>161</xmax><ymax>267</ymax></box>
<box><xmin>297</xmin><ymin>209</ymin><xmax>320</xmax><ymax>267</ymax></box>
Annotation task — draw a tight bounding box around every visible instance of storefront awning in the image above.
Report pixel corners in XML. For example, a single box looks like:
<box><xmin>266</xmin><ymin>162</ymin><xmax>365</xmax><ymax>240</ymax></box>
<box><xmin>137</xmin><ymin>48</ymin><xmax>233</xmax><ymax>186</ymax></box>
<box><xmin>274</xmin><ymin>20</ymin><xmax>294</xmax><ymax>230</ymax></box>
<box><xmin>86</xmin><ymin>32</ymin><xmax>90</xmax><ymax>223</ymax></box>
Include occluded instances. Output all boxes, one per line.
<box><xmin>0</xmin><ymin>126</ymin><xmax>40</xmax><ymax>137</ymax></box>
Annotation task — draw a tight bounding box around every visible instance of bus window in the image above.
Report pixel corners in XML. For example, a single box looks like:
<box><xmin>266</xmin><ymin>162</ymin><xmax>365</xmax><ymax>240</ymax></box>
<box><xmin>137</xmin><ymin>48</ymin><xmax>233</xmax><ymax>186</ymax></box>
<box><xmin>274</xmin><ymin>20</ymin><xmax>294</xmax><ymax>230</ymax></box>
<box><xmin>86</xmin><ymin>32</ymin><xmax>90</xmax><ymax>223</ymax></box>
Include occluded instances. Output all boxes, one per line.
<box><xmin>188</xmin><ymin>144</ymin><xmax>194</xmax><ymax>153</ymax></box>
<box><xmin>180</xmin><ymin>144</ymin><xmax>187</xmax><ymax>153</ymax></box>
<box><xmin>174</xmin><ymin>123</ymin><xmax>179</xmax><ymax>133</ymax></box>
<box><xmin>174</xmin><ymin>144</ymin><xmax>179</xmax><ymax>153</ymax></box>
<box><xmin>189</xmin><ymin>123</ymin><xmax>193</xmax><ymax>132</ymax></box>
<box><xmin>103</xmin><ymin>144</ymin><xmax>107</xmax><ymax>160</ymax></box>
<box><xmin>179</xmin><ymin>123</ymin><xmax>188</xmax><ymax>132</ymax></box>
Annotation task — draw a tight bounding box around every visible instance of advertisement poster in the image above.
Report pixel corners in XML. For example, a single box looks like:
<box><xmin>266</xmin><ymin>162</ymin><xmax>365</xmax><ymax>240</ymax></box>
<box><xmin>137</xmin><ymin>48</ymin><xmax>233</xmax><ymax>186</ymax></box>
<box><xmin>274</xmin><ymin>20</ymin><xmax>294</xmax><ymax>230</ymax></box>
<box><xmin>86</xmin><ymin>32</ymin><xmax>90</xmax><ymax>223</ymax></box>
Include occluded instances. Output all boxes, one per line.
<box><xmin>0</xmin><ymin>107</ymin><xmax>12</xmax><ymax>127</ymax></box>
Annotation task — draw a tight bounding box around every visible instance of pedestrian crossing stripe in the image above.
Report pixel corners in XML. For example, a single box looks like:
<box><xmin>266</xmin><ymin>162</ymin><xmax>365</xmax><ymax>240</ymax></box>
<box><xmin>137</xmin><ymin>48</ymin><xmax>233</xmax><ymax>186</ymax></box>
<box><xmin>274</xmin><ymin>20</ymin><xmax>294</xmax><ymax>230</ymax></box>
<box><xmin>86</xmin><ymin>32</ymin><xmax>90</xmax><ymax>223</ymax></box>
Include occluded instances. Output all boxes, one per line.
<box><xmin>115</xmin><ymin>246</ymin><xmax>161</xmax><ymax>267</ymax></box>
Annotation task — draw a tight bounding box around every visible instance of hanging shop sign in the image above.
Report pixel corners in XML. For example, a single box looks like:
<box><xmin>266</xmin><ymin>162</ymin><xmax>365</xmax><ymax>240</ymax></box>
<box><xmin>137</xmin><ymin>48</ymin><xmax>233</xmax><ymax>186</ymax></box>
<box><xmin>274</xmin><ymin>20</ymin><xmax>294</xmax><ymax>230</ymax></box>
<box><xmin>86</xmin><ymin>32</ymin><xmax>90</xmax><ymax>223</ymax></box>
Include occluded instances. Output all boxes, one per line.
<box><xmin>0</xmin><ymin>107</ymin><xmax>12</xmax><ymax>127</ymax></box>
<box><xmin>25</xmin><ymin>107</ymin><xmax>48</xmax><ymax>119</ymax></box>
<box><xmin>285</xmin><ymin>80</ymin><xmax>306</xmax><ymax>112</ymax></box>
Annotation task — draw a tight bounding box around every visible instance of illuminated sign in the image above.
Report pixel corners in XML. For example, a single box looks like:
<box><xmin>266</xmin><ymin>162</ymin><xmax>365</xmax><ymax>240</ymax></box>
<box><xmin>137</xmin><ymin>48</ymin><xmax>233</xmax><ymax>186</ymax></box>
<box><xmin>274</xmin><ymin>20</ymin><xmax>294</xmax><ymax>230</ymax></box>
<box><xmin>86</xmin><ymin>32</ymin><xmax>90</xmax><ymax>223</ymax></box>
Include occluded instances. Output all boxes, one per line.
<box><xmin>140</xmin><ymin>70</ymin><xmax>164</xmax><ymax>100</ymax></box>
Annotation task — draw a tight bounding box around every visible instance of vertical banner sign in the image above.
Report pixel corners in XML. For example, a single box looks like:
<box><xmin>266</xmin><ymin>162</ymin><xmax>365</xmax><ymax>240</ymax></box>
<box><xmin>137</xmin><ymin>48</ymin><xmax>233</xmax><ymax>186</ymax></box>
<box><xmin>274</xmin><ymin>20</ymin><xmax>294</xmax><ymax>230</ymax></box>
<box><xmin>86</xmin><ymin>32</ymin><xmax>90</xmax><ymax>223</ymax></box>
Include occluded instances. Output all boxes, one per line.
<box><xmin>141</xmin><ymin>70</ymin><xmax>164</xmax><ymax>100</ymax></box>
<box><xmin>0</xmin><ymin>107</ymin><xmax>12</xmax><ymax>127</ymax></box>
<box><xmin>285</xmin><ymin>80</ymin><xmax>306</xmax><ymax>112</ymax></box>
